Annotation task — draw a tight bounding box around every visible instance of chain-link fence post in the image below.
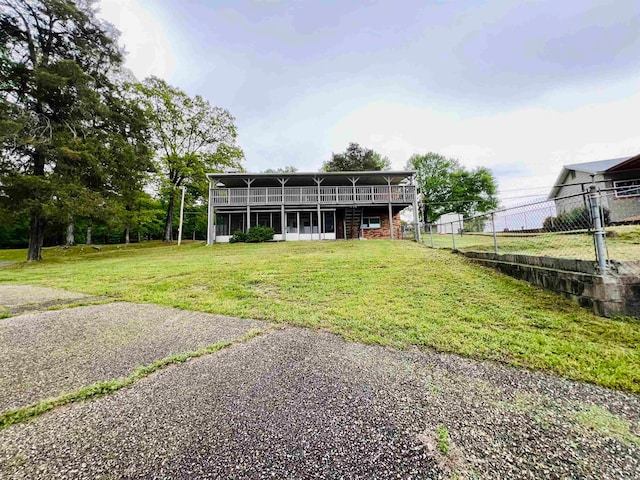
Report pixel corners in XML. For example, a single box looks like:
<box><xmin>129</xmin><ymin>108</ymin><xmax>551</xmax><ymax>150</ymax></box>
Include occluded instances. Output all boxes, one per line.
<box><xmin>451</xmin><ymin>222</ymin><xmax>456</xmax><ymax>250</ymax></box>
<box><xmin>429</xmin><ymin>223</ymin><xmax>434</xmax><ymax>248</ymax></box>
<box><xmin>589</xmin><ymin>185</ymin><xmax>607</xmax><ymax>274</ymax></box>
<box><xmin>491</xmin><ymin>212</ymin><xmax>498</xmax><ymax>254</ymax></box>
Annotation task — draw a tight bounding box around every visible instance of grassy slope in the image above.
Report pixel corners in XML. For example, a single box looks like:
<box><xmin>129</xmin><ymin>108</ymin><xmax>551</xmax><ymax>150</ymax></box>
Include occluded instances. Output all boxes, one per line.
<box><xmin>1</xmin><ymin>241</ymin><xmax>638</xmax><ymax>393</ymax></box>
<box><xmin>426</xmin><ymin>225</ymin><xmax>640</xmax><ymax>261</ymax></box>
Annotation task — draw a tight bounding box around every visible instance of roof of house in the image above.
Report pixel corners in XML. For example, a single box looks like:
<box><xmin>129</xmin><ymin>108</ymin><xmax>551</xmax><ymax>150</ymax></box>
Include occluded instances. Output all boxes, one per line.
<box><xmin>548</xmin><ymin>153</ymin><xmax>640</xmax><ymax>198</ymax></box>
<box><xmin>207</xmin><ymin>170</ymin><xmax>415</xmax><ymax>188</ymax></box>
<box><xmin>564</xmin><ymin>157</ymin><xmax>633</xmax><ymax>174</ymax></box>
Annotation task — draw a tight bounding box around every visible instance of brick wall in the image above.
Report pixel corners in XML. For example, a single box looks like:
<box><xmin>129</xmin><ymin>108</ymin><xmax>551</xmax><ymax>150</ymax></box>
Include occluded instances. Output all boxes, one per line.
<box><xmin>361</xmin><ymin>207</ymin><xmax>401</xmax><ymax>240</ymax></box>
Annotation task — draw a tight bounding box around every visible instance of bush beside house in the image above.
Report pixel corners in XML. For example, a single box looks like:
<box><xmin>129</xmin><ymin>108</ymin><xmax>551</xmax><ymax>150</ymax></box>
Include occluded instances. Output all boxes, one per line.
<box><xmin>230</xmin><ymin>226</ymin><xmax>275</xmax><ymax>243</ymax></box>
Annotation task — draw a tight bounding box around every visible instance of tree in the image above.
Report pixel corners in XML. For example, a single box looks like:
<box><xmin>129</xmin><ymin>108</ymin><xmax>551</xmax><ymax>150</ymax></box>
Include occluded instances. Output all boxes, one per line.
<box><xmin>263</xmin><ymin>166</ymin><xmax>297</xmax><ymax>173</ymax></box>
<box><xmin>0</xmin><ymin>0</ymin><xmax>124</xmax><ymax>261</ymax></box>
<box><xmin>322</xmin><ymin>143</ymin><xmax>390</xmax><ymax>172</ymax></box>
<box><xmin>407</xmin><ymin>152</ymin><xmax>498</xmax><ymax>223</ymax></box>
<box><xmin>135</xmin><ymin>77</ymin><xmax>243</xmax><ymax>242</ymax></box>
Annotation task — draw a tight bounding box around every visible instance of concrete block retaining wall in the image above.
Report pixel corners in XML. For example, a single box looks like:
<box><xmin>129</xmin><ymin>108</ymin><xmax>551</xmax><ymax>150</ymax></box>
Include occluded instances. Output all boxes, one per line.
<box><xmin>461</xmin><ymin>251</ymin><xmax>640</xmax><ymax>318</ymax></box>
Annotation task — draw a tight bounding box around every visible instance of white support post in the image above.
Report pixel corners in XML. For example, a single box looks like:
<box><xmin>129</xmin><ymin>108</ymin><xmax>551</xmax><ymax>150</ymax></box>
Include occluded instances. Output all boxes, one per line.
<box><xmin>349</xmin><ymin>177</ymin><xmax>358</xmax><ymax>204</ymax></box>
<box><xmin>411</xmin><ymin>174</ymin><xmax>421</xmax><ymax>242</ymax></box>
<box><xmin>384</xmin><ymin>177</ymin><xmax>394</xmax><ymax>240</ymax></box>
<box><xmin>207</xmin><ymin>178</ymin><xmax>214</xmax><ymax>245</ymax></box>
<box><xmin>314</xmin><ymin>177</ymin><xmax>323</xmax><ymax>240</ymax></box>
<box><xmin>244</xmin><ymin>178</ymin><xmax>254</xmax><ymax>232</ymax></box>
<box><xmin>177</xmin><ymin>186</ymin><xmax>186</xmax><ymax>246</ymax></box>
<box><xmin>279</xmin><ymin>178</ymin><xmax>288</xmax><ymax>241</ymax></box>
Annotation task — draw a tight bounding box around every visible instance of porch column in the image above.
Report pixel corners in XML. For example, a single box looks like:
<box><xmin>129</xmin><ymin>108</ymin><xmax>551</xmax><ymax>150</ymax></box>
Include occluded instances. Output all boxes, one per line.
<box><xmin>278</xmin><ymin>177</ymin><xmax>288</xmax><ymax>241</ymax></box>
<box><xmin>244</xmin><ymin>178</ymin><xmax>254</xmax><ymax>231</ymax></box>
<box><xmin>384</xmin><ymin>176</ymin><xmax>394</xmax><ymax>240</ymax></box>
<box><xmin>314</xmin><ymin>177</ymin><xmax>324</xmax><ymax>240</ymax></box>
<box><xmin>411</xmin><ymin>174</ymin><xmax>421</xmax><ymax>242</ymax></box>
<box><xmin>348</xmin><ymin>177</ymin><xmax>359</xmax><ymax>204</ymax></box>
<box><xmin>207</xmin><ymin>177</ymin><xmax>216</xmax><ymax>245</ymax></box>
<box><xmin>213</xmin><ymin>208</ymin><xmax>217</xmax><ymax>243</ymax></box>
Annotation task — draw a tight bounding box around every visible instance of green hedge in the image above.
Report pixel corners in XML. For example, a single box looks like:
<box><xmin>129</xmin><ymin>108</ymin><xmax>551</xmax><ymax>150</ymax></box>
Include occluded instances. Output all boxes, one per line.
<box><xmin>230</xmin><ymin>226</ymin><xmax>274</xmax><ymax>243</ymax></box>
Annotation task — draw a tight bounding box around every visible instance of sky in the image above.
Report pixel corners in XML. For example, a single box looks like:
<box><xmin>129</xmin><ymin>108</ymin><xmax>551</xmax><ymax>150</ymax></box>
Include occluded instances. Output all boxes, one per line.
<box><xmin>98</xmin><ymin>0</ymin><xmax>640</xmax><ymax>205</ymax></box>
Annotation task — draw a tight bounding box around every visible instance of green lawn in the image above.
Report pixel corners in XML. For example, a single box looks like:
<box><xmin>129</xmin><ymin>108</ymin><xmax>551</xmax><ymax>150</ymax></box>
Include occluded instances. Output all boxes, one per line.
<box><xmin>1</xmin><ymin>240</ymin><xmax>639</xmax><ymax>393</ymax></box>
<box><xmin>424</xmin><ymin>225</ymin><xmax>640</xmax><ymax>261</ymax></box>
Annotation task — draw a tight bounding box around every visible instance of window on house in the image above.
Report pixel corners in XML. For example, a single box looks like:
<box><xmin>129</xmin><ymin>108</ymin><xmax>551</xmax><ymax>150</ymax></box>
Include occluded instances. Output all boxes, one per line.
<box><xmin>286</xmin><ymin>212</ymin><xmax>298</xmax><ymax>233</ymax></box>
<box><xmin>257</xmin><ymin>212</ymin><xmax>271</xmax><ymax>227</ymax></box>
<box><xmin>300</xmin><ymin>212</ymin><xmax>312</xmax><ymax>234</ymax></box>
<box><xmin>323</xmin><ymin>211</ymin><xmax>335</xmax><ymax>233</ymax></box>
<box><xmin>272</xmin><ymin>212</ymin><xmax>282</xmax><ymax>234</ymax></box>
<box><xmin>362</xmin><ymin>217</ymin><xmax>381</xmax><ymax>229</ymax></box>
<box><xmin>230</xmin><ymin>213</ymin><xmax>244</xmax><ymax>233</ymax></box>
<box><xmin>215</xmin><ymin>213</ymin><xmax>229</xmax><ymax>235</ymax></box>
<box><xmin>614</xmin><ymin>179</ymin><xmax>640</xmax><ymax>198</ymax></box>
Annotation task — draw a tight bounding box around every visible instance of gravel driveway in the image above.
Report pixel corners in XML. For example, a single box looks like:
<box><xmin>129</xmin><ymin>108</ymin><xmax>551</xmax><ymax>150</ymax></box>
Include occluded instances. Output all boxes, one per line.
<box><xmin>0</xmin><ymin>302</ymin><xmax>265</xmax><ymax>411</ymax></box>
<box><xmin>1</xmin><ymin>327</ymin><xmax>638</xmax><ymax>479</ymax></box>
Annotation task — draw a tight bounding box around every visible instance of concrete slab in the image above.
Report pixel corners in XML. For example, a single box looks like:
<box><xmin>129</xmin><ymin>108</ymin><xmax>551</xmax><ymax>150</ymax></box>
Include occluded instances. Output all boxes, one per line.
<box><xmin>0</xmin><ymin>303</ymin><xmax>265</xmax><ymax>411</ymax></box>
<box><xmin>1</xmin><ymin>328</ymin><xmax>638</xmax><ymax>479</ymax></box>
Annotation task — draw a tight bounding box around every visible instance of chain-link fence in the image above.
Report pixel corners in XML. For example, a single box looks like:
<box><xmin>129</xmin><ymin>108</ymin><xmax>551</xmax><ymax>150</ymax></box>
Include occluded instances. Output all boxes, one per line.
<box><xmin>422</xmin><ymin>185</ymin><xmax>640</xmax><ymax>275</ymax></box>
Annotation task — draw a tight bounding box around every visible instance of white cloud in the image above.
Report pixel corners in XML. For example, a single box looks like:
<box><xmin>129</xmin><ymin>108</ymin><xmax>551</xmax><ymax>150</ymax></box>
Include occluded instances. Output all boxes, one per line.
<box><xmin>98</xmin><ymin>0</ymin><xmax>175</xmax><ymax>80</ymax></box>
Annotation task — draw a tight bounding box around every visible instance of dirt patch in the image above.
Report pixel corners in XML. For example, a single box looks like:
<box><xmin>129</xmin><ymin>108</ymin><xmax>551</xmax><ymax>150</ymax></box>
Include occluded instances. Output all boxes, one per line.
<box><xmin>0</xmin><ymin>285</ymin><xmax>87</xmax><ymax>308</ymax></box>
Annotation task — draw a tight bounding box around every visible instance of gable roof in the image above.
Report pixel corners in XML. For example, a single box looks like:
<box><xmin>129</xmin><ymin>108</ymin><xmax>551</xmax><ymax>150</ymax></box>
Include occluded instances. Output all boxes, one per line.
<box><xmin>548</xmin><ymin>153</ymin><xmax>640</xmax><ymax>198</ymax></box>
<box><xmin>564</xmin><ymin>157</ymin><xmax>633</xmax><ymax>174</ymax></box>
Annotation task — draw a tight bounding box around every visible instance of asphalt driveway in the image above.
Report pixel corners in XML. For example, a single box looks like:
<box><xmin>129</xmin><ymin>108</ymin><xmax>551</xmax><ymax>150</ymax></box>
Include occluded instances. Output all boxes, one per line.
<box><xmin>0</xmin><ymin>287</ymin><xmax>638</xmax><ymax>479</ymax></box>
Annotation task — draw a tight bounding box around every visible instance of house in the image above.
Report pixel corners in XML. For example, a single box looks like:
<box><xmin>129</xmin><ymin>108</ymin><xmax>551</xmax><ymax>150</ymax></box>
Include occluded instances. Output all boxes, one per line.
<box><xmin>433</xmin><ymin>212</ymin><xmax>464</xmax><ymax>234</ymax></box>
<box><xmin>548</xmin><ymin>153</ymin><xmax>640</xmax><ymax>223</ymax></box>
<box><xmin>206</xmin><ymin>171</ymin><xmax>420</xmax><ymax>243</ymax></box>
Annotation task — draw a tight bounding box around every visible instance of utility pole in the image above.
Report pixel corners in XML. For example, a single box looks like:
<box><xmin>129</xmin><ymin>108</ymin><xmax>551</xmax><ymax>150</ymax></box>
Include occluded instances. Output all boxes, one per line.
<box><xmin>177</xmin><ymin>186</ymin><xmax>186</xmax><ymax>246</ymax></box>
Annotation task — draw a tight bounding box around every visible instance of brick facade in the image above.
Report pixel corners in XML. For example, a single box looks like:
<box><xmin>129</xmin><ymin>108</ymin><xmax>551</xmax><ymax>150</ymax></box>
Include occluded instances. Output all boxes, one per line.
<box><xmin>361</xmin><ymin>207</ymin><xmax>402</xmax><ymax>240</ymax></box>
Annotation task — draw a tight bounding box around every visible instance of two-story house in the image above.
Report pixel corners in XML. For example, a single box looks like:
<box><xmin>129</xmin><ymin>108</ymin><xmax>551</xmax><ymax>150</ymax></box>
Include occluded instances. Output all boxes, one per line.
<box><xmin>206</xmin><ymin>171</ymin><xmax>420</xmax><ymax>243</ymax></box>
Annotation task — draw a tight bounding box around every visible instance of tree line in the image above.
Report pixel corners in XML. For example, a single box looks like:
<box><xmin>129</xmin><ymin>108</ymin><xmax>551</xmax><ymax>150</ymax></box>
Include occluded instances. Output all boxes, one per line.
<box><xmin>0</xmin><ymin>0</ymin><xmax>242</xmax><ymax>260</ymax></box>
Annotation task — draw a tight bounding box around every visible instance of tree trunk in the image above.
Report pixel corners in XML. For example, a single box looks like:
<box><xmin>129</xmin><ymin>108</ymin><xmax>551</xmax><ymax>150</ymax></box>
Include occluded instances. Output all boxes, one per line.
<box><xmin>27</xmin><ymin>212</ymin><xmax>45</xmax><ymax>262</ymax></box>
<box><xmin>164</xmin><ymin>191</ymin><xmax>175</xmax><ymax>242</ymax></box>
<box><xmin>65</xmin><ymin>215</ymin><xmax>75</xmax><ymax>246</ymax></box>
<box><xmin>124</xmin><ymin>223</ymin><xmax>130</xmax><ymax>244</ymax></box>
<box><xmin>86</xmin><ymin>224</ymin><xmax>92</xmax><ymax>245</ymax></box>
<box><xmin>137</xmin><ymin>231</ymin><xmax>141</xmax><ymax>243</ymax></box>
<box><xmin>28</xmin><ymin>149</ymin><xmax>46</xmax><ymax>262</ymax></box>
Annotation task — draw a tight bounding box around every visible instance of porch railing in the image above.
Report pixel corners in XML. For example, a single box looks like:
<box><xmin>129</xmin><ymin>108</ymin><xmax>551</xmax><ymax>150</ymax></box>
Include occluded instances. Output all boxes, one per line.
<box><xmin>210</xmin><ymin>185</ymin><xmax>416</xmax><ymax>206</ymax></box>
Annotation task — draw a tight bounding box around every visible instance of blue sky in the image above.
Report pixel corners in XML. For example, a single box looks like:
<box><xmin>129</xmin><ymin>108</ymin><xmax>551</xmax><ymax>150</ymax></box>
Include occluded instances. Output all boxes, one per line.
<box><xmin>99</xmin><ymin>0</ymin><xmax>640</xmax><ymax>204</ymax></box>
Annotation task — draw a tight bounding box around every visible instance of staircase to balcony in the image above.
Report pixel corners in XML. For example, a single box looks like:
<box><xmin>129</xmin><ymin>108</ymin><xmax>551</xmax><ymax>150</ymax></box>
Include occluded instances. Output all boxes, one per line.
<box><xmin>345</xmin><ymin>208</ymin><xmax>362</xmax><ymax>239</ymax></box>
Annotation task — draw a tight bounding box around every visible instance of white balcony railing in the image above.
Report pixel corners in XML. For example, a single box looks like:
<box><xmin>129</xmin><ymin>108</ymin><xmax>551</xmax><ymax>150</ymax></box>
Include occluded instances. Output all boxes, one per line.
<box><xmin>210</xmin><ymin>185</ymin><xmax>416</xmax><ymax>206</ymax></box>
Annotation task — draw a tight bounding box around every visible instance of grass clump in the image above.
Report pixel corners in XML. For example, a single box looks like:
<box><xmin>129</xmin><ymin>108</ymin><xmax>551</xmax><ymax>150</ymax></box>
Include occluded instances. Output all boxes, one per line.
<box><xmin>573</xmin><ymin>405</ymin><xmax>640</xmax><ymax>446</ymax></box>
<box><xmin>436</xmin><ymin>424</ymin><xmax>451</xmax><ymax>454</ymax></box>
<box><xmin>0</xmin><ymin>328</ymin><xmax>263</xmax><ymax>430</ymax></box>
<box><xmin>1</xmin><ymin>241</ymin><xmax>639</xmax><ymax>393</ymax></box>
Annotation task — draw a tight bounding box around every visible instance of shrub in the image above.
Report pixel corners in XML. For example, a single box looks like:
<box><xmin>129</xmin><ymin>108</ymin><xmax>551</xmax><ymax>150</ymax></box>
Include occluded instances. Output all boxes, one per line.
<box><xmin>543</xmin><ymin>206</ymin><xmax>610</xmax><ymax>232</ymax></box>
<box><xmin>229</xmin><ymin>230</ymin><xmax>248</xmax><ymax>243</ymax></box>
<box><xmin>246</xmin><ymin>226</ymin><xmax>274</xmax><ymax>243</ymax></box>
<box><xmin>230</xmin><ymin>226</ymin><xmax>274</xmax><ymax>243</ymax></box>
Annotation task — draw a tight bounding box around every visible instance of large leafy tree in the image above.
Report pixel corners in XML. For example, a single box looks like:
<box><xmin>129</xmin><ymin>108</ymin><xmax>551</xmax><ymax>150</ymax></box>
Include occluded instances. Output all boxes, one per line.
<box><xmin>322</xmin><ymin>142</ymin><xmax>390</xmax><ymax>172</ymax></box>
<box><xmin>0</xmin><ymin>0</ymin><xmax>127</xmax><ymax>260</ymax></box>
<box><xmin>135</xmin><ymin>76</ymin><xmax>243</xmax><ymax>242</ymax></box>
<box><xmin>407</xmin><ymin>152</ymin><xmax>498</xmax><ymax>223</ymax></box>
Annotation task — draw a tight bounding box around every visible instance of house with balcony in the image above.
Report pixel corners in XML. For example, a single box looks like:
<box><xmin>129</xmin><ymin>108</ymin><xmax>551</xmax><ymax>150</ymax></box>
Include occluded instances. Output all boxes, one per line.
<box><xmin>206</xmin><ymin>171</ymin><xmax>420</xmax><ymax>243</ymax></box>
